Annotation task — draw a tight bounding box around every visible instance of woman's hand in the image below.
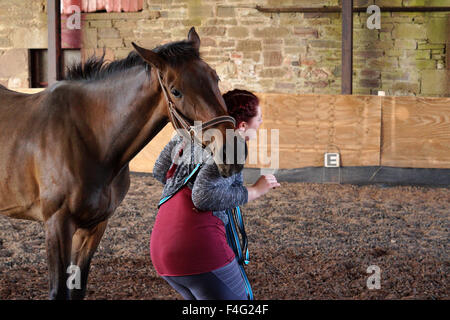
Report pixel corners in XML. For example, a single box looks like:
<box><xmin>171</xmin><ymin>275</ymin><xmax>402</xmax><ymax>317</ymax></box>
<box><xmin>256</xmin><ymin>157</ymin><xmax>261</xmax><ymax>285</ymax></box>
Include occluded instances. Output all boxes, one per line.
<box><xmin>246</xmin><ymin>174</ymin><xmax>280</xmax><ymax>202</ymax></box>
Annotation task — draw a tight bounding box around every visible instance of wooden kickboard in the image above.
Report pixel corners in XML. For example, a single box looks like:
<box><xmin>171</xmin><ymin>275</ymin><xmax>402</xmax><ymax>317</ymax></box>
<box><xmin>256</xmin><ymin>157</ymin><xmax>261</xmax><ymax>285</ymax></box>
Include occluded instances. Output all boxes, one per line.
<box><xmin>381</xmin><ymin>96</ymin><xmax>450</xmax><ymax>169</ymax></box>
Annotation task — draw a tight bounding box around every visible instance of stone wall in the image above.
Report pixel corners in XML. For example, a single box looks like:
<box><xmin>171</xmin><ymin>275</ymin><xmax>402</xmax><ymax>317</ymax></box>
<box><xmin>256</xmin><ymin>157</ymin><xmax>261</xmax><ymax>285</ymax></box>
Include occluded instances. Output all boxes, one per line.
<box><xmin>0</xmin><ymin>0</ymin><xmax>47</xmax><ymax>87</ymax></box>
<box><xmin>0</xmin><ymin>0</ymin><xmax>449</xmax><ymax>96</ymax></box>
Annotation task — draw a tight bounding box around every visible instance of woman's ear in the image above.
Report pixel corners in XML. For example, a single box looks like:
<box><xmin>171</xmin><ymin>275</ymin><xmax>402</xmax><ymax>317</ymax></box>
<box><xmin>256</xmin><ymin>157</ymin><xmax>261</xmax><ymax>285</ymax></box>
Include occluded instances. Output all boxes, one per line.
<box><xmin>237</xmin><ymin>121</ymin><xmax>247</xmax><ymax>131</ymax></box>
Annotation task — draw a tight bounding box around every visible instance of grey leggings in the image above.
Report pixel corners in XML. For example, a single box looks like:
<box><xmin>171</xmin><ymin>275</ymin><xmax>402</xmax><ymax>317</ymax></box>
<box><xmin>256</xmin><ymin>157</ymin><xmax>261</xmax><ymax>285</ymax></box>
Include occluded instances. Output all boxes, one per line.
<box><xmin>162</xmin><ymin>258</ymin><xmax>250</xmax><ymax>300</ymax></box>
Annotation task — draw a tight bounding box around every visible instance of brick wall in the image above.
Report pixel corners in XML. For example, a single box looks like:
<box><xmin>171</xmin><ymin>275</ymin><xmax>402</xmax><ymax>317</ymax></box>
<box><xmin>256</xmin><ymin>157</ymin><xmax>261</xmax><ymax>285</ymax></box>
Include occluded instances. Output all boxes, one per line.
<box><xmin>0</xmin><ymin>0</ymin><xmax>47</xmax><ymax>87</ymax></box>
<box><xmin>0</xmin><ymin>0</ymin><xmax>449</xmax><ymax>96</ymax></box>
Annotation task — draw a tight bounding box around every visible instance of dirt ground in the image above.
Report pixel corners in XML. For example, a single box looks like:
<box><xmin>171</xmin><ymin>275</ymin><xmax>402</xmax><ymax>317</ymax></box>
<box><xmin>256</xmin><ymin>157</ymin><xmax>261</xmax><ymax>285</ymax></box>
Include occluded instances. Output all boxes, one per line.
<box><xmin>0</xmin><ymin>172</ymin><xmax>448</xmax><ymax>300</ymax></box>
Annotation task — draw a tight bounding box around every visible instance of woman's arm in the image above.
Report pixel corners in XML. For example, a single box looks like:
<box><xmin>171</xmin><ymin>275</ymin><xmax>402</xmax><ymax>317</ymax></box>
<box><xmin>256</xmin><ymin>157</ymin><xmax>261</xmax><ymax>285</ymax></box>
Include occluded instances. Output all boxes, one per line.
<box><xmin>152</xmin><ymin>135</ymin><xmax>180</xmax><ymax>185</ymax></box>
<box><xmin>191</xmin><ymin>163</ymin><xmax>248</xmax><ymax>212</ymax></box>
<box><xmin>246</xmin><ymin>185</ymin><xmax>260</xmax><ymax>202</ymax></box>
<box><xmin>246</xmin><ymin>174</ymin><xmax>281</xmax><ymax>201</ymax></box>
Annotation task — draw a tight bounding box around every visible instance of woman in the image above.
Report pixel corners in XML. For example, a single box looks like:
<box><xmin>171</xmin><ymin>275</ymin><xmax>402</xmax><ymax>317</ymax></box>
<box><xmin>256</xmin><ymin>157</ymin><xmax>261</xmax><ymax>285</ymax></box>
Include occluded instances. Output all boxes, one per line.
<box><xmin>150</xmin><ymin>89</ymin><xmax>280</xmax><ymax>300</ymax></box>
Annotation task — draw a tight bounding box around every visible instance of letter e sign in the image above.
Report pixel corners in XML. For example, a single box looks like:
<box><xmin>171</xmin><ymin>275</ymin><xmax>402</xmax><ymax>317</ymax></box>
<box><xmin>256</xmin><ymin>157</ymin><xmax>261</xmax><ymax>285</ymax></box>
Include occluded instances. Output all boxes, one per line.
<box><xmin>324</xmin><ymin>153</ymin><xmax>340</xmax><ymax>167</ymax></box>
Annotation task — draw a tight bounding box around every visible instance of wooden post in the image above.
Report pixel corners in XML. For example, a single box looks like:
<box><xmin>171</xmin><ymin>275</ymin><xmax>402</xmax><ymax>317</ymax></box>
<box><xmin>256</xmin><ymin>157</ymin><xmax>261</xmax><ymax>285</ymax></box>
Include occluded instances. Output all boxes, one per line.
<box><xmin>47</xmin><ymin>0</ymin><xmax>62</xmax><ymax>85</ymax></box>
<box><xmin>341</xmin><ymin>0</ymin><xmax>353</xmax><ymax>95</ymax></box>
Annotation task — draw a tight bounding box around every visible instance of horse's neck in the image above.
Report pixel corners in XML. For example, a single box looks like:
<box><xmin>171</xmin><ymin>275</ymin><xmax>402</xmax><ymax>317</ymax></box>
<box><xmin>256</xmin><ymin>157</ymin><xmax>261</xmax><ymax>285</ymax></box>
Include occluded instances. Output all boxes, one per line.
<box><xmin>81</xmin><ymin>67</ymin><xmax>168</xmax><ymax>175</ymax></box>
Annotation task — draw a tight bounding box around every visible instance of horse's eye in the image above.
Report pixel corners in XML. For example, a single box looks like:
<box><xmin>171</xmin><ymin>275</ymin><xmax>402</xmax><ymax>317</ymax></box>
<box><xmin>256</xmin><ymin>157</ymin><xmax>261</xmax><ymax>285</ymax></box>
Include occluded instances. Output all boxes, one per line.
<box><xmin>171</xmin><ymin>88</ymin><xmax>182</xmax><ymax>98</ymax></box>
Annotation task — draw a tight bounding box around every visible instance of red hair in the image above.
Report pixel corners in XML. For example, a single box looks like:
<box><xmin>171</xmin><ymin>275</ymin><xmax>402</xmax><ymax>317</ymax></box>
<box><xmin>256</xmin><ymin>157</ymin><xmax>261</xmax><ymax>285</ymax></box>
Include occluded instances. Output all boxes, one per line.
<box><xmin>223</xmin><ymin>89</ymin><xmax>259</xmax><ymax>127</ymax></box>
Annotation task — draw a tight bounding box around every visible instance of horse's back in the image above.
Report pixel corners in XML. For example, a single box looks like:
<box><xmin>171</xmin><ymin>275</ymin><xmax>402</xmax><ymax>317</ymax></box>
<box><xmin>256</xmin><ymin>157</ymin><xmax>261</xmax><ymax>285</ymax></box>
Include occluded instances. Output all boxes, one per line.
<box><xmin>0</xmin><ymin>86</ymin><xmax>47</xmax><ymax>124</ymax></box>
<box><xmin>0</xmin><ymin>86</ymin><xmax>46</xmax><ymax>145</ymax></box>
<box><xmin>0</xmin><ymin>84</ymin><xmax>38</xmax><ymax>99</ymax></box>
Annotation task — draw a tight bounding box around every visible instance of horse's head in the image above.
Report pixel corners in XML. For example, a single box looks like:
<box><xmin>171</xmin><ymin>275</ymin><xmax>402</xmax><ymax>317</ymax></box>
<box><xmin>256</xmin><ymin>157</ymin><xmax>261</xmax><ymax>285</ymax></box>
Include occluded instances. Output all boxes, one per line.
<box><xmin>132</xmin><ymin>28</ymin><xmax>246</xmax><ymax>178</ymax></box>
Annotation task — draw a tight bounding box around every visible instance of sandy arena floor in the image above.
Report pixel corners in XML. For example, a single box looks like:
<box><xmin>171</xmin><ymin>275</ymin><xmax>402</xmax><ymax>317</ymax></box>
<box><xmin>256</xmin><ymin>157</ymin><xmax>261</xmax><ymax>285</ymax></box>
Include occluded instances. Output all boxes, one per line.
<box><xmin>0</xmin><ymin>173</ymin><xmax>448</xmax><ymax>299</ymax></box>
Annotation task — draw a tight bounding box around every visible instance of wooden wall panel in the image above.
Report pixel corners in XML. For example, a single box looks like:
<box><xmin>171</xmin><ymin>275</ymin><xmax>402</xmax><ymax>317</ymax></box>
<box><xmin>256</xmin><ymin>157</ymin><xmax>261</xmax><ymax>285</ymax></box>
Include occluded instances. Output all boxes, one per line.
<box><xmin>255</xmin><ymin>93</ymin><xmax>381</xmax><ymax>169</ymax></box>
<box><xmin>381</xmin><ymin>97</ymin><xmax>450</xmax><ymax>168</ymax></box>
<box><xmin>13</xmin><ymin>88</ymin><xmax>44</xmax><ymax>94</ymax></box>
<box><xmin>129</xmin><ymin>123</ymin><xmax>176</xmax><ymax>173</ymax></box>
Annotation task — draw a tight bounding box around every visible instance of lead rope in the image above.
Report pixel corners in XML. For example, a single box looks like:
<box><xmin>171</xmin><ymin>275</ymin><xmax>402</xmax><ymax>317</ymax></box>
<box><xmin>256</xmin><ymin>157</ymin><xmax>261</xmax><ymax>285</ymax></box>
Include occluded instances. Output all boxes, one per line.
<box><xmin>158</xmin><ymin>140</ymin><xmax>213</xmax><ymax>209</ymax></box>
<box><xmin>225</xmin><ymin>206</ymin><xmax>253</xmax><ymax>300</ymax></box>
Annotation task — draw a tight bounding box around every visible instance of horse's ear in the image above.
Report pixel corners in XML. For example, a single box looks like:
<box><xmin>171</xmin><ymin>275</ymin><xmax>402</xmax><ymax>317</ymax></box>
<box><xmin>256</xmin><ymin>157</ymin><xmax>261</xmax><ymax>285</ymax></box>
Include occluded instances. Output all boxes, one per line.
<box><xmin>187</xmin><ymin>27</ymin><xmax>200</xmax><ymax>51</ymax></box>
<box><xmin>132</xmin><ymin>42</ymin><xmax>165</xmax><ymax>71</ymax></box>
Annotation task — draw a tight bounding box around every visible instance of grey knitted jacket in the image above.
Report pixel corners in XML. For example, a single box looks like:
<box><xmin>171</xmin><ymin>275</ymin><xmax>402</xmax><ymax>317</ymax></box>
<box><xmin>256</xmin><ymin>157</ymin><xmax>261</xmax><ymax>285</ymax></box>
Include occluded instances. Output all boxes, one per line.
<box><xmin>152</xmin><ymin>133</ymin><xmax>248</xmax><ymax>225</ymax></box>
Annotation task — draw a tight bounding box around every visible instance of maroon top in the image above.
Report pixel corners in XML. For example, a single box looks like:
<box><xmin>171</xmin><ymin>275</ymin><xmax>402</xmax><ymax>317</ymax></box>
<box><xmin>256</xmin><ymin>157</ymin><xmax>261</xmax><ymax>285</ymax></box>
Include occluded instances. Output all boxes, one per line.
<box><xmin>150</xmin><ymin>185</ymin><xmax>235</xmax><ymax>276</ymax></box>
<box><xmin>150</xmin><ymin>148</ymin><xmax>235</xmax><ymax>276</ymax></box>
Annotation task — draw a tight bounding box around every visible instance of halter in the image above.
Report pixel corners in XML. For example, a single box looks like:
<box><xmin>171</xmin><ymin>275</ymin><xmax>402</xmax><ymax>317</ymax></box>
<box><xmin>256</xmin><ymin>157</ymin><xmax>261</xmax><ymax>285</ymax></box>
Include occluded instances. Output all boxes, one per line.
<box><xmin>156</xmin><ymin>71</ymin><xmax>236</xmax><ymax>150</ymax></box>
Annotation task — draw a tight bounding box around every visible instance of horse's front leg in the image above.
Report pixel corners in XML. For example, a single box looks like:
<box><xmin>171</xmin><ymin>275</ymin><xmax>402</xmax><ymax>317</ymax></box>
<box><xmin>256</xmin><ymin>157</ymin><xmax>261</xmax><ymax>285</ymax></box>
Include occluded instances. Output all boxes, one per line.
<box><xmin>44</xmin><ymin>207</ymin><xmax>76</xmax><ymax>300</ymax></box>
<box><xmin>69</xmin><ymin>219</ymin><xmax>108</xmax><ymax>300</ymax></box>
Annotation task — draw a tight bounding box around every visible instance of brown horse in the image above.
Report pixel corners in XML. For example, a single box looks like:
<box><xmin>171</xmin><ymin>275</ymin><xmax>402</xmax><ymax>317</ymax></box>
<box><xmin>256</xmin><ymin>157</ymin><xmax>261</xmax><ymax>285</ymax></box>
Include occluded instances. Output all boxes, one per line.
<box><xmin>0</xmin><ymin>28</ymin><xmax>244</xmax><ymax>299</ymax></box>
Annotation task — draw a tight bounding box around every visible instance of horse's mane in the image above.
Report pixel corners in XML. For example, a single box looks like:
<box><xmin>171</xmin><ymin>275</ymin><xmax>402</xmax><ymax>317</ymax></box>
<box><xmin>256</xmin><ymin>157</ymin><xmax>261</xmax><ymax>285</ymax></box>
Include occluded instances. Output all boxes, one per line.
<box><xmin>65</xmin><ymin>40</ymin><xmax>200</xmax><ymax>81</ymax></box>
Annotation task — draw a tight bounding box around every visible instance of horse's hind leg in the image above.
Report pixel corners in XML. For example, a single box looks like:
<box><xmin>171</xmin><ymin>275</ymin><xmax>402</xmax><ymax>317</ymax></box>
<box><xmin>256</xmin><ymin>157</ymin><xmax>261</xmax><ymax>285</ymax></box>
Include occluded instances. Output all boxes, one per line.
<box><xmin>44</xmin><ymin>207</ymin><xmax>76</xmax><ymax>300</ymax></box>
<box><xmin>69</xmin><ymin>220</ymin><xmax>108</xmax><ymax>300</ymax></box>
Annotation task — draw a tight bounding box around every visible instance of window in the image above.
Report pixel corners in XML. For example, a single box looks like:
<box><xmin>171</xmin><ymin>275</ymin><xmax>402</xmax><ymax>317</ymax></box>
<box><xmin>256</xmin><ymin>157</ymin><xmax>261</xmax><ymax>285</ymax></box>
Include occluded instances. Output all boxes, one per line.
<box><xmin>29</xmin><ymin>49</ymin><xmax>81</xmax><ymax>88</ymax></box>
<box><xmin>62</xmin><ymin>0</ymin><xmax>144</xmax><ymax>13</ymax></box>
